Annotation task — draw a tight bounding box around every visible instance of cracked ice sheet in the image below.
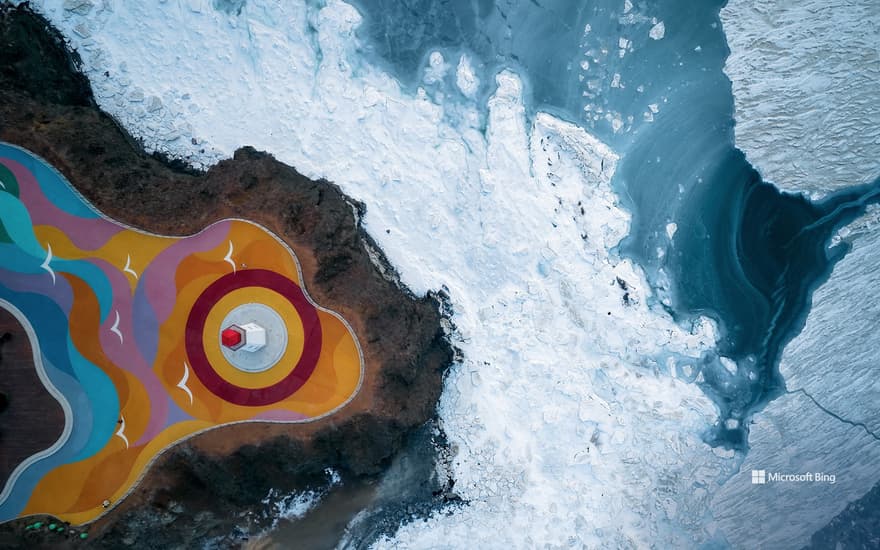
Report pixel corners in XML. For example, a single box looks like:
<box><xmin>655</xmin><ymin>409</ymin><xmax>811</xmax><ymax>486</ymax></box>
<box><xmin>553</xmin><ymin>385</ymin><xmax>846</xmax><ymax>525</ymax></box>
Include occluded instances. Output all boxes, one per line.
<box><xmin>27</xmin><ymin>0</ymin><xmax>735</xmax><ymax>546</ymax></box>
<box><xmin>710</xmin><ymin>392</ymin><xmax>880</xmax><ymax>550</ymax></box>
<box><xmin>710</xmin><ymin>206</ymin><xmax>880</xmax><ymax>549</ymax></box>
<box><xmin>720</xmin><ymin>0</ymin><xmax>880</xmax><ymax>197</ymax></box>
<box><xmin>781</xmin><ymin>205</ymin><xmax>880</xmax><ymax>436</ymax></box>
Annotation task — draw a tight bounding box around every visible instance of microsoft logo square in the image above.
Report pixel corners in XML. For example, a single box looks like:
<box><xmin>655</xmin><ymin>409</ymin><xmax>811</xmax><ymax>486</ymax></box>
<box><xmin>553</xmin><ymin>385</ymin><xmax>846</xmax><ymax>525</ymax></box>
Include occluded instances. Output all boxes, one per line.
<box><xmin>751</xmin><ymin>470</ymin><xmax>766</xmax><ymax>484</ymax></box>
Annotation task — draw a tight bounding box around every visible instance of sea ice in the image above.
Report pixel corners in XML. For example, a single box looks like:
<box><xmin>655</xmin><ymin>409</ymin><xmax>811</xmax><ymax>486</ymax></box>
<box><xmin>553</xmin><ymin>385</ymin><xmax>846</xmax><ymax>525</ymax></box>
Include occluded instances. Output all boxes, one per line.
<box><xmin>455</xmin><ymin>55</ymin><xmax>479</xmax><ymax>99</ymax></box>
<box><xmin>709</xmin><ymin>205</ymin><xmax>880</xmax><ymax>548</ymax></box>
<box><xmin>781</xmin><ymin>205</ymin><xmax>880</xmax><ymax>435</ymax></box>
<box><xmin>371</xmin><ymin>93</ymin><xmax>734</xmax><ymax>549</ymax></box>
<box><xmin>648</xmin><ymin>21</ymin><xmax>665</xmax><ymax>40</ymax></box>
<box><xmin>721</xmin><ymin>0</ymin><xmax>880</xmax><ymax>196</ymax></box>
<box><xmin>710</xmin><ymin>392</ymin><xmax>880</xmax><ymax>549</ymax></box>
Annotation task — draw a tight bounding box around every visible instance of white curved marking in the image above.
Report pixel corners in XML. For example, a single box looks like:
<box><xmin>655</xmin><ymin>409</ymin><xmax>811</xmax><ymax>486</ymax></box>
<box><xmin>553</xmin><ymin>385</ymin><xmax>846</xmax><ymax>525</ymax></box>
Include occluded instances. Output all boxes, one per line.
<box><xmin>0</xmin><ymin>179</ymin><xmax>6</xmax><ymax>190</ymax></box>
<box><xmin>123</xmin><ymin>254</ymin><xmax>139</xmax><ymax>280</ymax></box>
<box><xmin>40</xmin><ymin>243</ymin><xmax>56</xmax><ymax>285</ymax></box>
<box><xmin>110</xmin><ymin>310</ymin><xmax>124</xmax><ymax>344</ymax></box>
<box><xmin>177</xmin><ymin>362</ymin><xmax>194</xmax><ymax>406</ymax></box>
<box><xmin>115</xmin><ymin>416</ymin><xmax>129</xmax><ymax>449</ymax></box>
<box><xmin>224</xmin><ymin>240</ymin><xmax>236</xmax><ymax>274</ymax></box>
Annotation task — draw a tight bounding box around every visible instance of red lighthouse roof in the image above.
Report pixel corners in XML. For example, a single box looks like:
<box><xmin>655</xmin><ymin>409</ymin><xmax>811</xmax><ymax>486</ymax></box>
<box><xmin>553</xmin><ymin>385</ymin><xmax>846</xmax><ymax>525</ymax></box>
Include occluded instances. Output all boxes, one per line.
<box><xmin>221</xmin><ymin>327</ymin><xmax>243</xmax><ymax>349</ymax></box>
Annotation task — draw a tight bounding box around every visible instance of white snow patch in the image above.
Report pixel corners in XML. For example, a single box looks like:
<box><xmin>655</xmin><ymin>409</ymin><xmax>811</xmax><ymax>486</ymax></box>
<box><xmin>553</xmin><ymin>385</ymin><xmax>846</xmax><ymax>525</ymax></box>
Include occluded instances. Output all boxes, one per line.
<box><xmin>260</xmin><ymin>489</ymin><xmax>320</xmax><ymax>529</ymax></box>
<box><xmin>369</xmin><ymin>106</ymin><xmax>732</xmax><ymax>549</ymax></box>
<box><xmin>830</xmin><ymin>204</ymin><xmax>880</xmax><ymax>248</ymax></box>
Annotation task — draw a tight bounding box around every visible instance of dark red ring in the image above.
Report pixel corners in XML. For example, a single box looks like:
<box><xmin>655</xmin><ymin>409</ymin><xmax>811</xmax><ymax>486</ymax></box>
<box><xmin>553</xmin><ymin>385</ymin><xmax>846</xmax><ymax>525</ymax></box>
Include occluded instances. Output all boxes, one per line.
<box><xmin>185</xmin><ymin>269</ymin><xmax>322</xmax><ymax>406</ymax></box>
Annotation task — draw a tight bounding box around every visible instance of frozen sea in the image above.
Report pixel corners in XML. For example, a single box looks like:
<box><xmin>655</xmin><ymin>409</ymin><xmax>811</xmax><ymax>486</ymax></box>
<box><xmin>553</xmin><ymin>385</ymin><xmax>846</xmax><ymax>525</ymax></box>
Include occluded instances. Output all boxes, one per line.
<box><xmin>16</xmin><ymin>0</ymin><xmax>880</xmax><ymax>547</ymax></box>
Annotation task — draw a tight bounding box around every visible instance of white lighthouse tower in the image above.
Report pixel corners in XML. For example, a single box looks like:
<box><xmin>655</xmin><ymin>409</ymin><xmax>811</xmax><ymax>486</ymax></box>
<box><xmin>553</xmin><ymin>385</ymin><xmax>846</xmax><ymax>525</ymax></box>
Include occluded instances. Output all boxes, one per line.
<box><xmin>219</xmin><ymin>304</ymin><xmax>288</xmax><ymax>373</ymax></box>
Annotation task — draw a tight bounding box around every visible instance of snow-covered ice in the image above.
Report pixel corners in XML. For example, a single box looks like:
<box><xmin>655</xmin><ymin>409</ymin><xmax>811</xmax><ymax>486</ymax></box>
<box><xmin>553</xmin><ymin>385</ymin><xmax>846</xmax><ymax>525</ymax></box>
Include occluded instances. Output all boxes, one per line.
<box><xmin>721</xmin><ymin>0</ymin><xmax>880</xmax><ymax>197</ymax></box>
<box><xmin>371</xmin><ymin>102</ymin><xmax>735</xmax><ymax>548</ymax></box>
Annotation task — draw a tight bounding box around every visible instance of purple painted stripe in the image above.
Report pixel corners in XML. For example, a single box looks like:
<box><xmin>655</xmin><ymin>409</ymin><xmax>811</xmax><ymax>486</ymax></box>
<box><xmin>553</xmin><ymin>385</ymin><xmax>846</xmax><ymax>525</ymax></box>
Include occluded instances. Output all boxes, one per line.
<box><xmin>165</xmin><ymin>393</ymin><xmax>194</xmax><ymax>426</ymax></box>
<box><xmin>142</xmin><ymin>221</ymin><xmax>231</xmax><ymax>324</ymax></box>
<box><xmin>0</xmin><ymin>267</ymin><xmax>74</xmax><ymax>314</ymax></box>
<box><xmin>132</xmin><ymin>283</ymin><xmax>160</xmax><ymax>369</ymax></box>
<box><xmin>6</xmin><ymin>159</ymin><xmax>121</xmax><ymax>251</ymax></box>
<box><xmin>91</xmin><ymin>258</ymin><xmax>168</xmax><ymax>445</ymax></box>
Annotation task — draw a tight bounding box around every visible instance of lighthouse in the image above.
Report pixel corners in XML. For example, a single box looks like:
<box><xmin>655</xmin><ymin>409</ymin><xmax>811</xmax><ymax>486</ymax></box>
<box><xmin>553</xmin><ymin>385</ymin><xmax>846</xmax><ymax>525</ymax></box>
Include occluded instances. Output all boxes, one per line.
<box><xmin>219</xmin><ymin>303</ymin><xmax>287</xmax><ymax>373</ymax></box>
<box><xmin>221</xmin><ymin>322</ymin><xmax>267</xmax><ymax>353</ymax></box>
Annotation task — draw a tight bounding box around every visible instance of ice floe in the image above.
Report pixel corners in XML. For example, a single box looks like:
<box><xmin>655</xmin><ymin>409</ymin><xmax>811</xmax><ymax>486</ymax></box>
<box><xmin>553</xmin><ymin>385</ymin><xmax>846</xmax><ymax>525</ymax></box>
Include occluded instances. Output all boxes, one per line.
<box><xmin>721</xmin><ymin>0</ymin><xmax>880</xmax><ymax>196</ymax></box>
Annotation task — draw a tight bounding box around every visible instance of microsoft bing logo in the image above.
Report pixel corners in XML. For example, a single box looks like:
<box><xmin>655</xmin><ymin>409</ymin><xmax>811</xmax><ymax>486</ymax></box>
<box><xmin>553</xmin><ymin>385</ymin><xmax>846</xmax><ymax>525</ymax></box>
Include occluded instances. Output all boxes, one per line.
<box><xmin>748</xmin><ymin>469</ymin><xmax>836</xmax><ymax>484</ymax></box>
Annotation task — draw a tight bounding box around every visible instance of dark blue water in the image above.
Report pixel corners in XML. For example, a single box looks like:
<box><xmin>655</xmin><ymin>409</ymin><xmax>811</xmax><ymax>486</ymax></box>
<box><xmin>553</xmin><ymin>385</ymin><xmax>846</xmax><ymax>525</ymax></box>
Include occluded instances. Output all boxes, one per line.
<box><xmin>672</xmin><ymin>156</ymin><xmax>880</xmax><ymax>446</ymax></box>
<box><xmin>349</xmin><ymin>0</ymin><xmax>880</xmax><ymax>449</ymax></box>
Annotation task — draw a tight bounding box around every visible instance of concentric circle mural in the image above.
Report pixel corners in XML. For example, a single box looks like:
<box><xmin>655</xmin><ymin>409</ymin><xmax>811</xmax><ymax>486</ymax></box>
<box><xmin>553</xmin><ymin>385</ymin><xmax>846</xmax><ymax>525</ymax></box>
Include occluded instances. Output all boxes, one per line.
<box><xmin>0</xmin><ymin>143</ymin><xmax>363</xmax><ymax>524</ymax></box>
<box><xmin>185</xmin><ymin>269</ymin><xmax>322</xmax><ymax>406</ymax></box>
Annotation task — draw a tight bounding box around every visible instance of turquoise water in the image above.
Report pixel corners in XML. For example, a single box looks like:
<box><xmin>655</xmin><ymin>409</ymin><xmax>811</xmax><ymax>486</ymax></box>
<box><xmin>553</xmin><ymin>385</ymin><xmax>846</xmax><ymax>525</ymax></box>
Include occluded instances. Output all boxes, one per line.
<box><xmin>349</xmin><ymin>0</ymin><xmax>880</xmax><ymax>448</ymax></box>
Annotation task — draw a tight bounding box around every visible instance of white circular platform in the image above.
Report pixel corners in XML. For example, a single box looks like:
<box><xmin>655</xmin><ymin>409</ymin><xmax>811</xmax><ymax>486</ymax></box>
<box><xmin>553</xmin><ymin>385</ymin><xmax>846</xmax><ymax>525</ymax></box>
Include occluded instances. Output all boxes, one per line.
<box><xmin>219</xmin><ymin>303</ymin><xmax>288</xmax><ymax>373</ymax></box>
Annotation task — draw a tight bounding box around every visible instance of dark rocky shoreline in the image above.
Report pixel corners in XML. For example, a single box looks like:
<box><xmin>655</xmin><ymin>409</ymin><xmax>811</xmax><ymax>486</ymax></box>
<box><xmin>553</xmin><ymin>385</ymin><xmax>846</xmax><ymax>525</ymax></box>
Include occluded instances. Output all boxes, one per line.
<box><xmin>0</xmin><ymin>4</ymin><xmax>455</xmax><ymax>548</ymax></box>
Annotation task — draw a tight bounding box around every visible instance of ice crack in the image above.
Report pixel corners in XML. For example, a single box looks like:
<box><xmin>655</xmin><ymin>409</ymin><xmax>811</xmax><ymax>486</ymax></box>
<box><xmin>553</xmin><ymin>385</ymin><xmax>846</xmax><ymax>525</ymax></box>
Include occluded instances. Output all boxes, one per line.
<box><xmin>789</xmin><ymin>388</ymin><xmax>880</xmax><ymax>442</ymax></box>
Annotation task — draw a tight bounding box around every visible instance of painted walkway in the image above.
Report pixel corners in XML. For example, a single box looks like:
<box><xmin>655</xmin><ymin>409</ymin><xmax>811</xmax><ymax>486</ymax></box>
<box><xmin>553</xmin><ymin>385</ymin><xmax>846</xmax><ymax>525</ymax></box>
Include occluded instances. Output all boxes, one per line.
<box><xmin>0</xmin><ymin>143</ymin><xmax>363</xmax><ymax>524</ymax></box>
